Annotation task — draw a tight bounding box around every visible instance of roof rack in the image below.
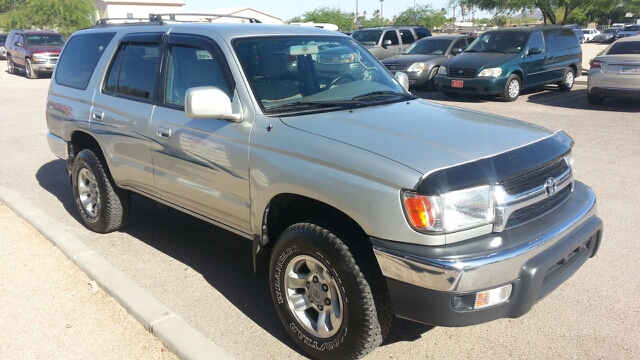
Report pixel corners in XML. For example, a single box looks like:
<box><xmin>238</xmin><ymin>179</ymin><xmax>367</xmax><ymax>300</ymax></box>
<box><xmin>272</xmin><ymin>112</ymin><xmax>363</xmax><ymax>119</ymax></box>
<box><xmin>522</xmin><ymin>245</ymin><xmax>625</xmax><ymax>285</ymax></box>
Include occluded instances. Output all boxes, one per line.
<box><xmin>94</xmin><ymin>13</ymin><xmax>262</xmax><ymax>27</ymax></box>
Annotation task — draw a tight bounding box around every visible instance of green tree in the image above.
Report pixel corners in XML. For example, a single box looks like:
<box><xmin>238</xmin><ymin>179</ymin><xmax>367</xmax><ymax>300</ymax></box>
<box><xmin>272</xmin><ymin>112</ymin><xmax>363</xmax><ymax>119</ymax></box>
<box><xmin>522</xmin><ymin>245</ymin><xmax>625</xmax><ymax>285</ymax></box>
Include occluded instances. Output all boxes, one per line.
<box><xmin>393</xmin><ymin>5</ymin><xmax>448</xmax><ymax>29</ymax></box>
<box><xmin>466</xmin><ymin>0</ymin><xmax>595</xmax><ymax>24</ymax></box>
<box><xmin>0</xmin><ymin>0</ymin><xmax>95</xmax><ymax>36</ymax></box>
<box><xmin>301</xmin><ymin>6</ymin><xmax>355</xmax><ymax>31</ymax></box>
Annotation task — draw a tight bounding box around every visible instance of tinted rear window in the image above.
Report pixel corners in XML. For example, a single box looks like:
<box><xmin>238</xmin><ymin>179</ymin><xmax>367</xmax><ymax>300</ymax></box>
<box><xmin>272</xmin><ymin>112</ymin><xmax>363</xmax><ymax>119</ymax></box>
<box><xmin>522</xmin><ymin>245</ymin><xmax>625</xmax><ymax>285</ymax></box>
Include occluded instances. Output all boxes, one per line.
<box><xmin>607</xmin><ymin>41</ymin><xmax>640</xmax><ymax>55</ymax></box>
<box><xmin>55</xmin><ymin>32</ymin><xmax>115</xmax><ymax>90</ymax></box>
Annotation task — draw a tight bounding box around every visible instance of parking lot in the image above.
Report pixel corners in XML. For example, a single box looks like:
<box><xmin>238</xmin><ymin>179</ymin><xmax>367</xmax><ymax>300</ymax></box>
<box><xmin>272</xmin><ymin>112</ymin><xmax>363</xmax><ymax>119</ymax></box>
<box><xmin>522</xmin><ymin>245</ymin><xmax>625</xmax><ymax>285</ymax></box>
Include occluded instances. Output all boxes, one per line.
<box><xmin>1</xmin><ymin>44</ymin><xmax>639</xmax><ymax>360</ymax></box>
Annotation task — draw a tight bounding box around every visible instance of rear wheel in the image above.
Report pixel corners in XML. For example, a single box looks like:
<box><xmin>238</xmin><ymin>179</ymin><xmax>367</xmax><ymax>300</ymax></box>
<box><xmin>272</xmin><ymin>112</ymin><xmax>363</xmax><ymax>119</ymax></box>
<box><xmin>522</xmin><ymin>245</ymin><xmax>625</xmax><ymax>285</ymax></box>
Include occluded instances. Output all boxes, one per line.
<box><xmin>25</xmin><ymin>58</ymin><xmax>39</xmax><ymax>79</ymax></box>
<box><xmin>558</xmin><ymin>68</ymin><xmax>575</xmax><ymax>91</ymax></box>
<box><xmin>501</xmin><ymin>74</ymin><xmax>520</xmax><ymax>102</ymax></box>
<box><xmin>7</xmin><ymin>55</ymin><xmax>19</xmax><ymax>75</ymax></box>
<box><xmin>72</xmin><ymin>148</ymin><xmax>130</xmax><ymax>233</ymax></box>
<box><xmin>587</xmin><ymin>93</ymin><xmax>605</xmax><ymax>105</ymax></box>
<box><xmin>269</xmin><ymin>223</ymin><xmax>392</xmax><ymax>360</ymax></box>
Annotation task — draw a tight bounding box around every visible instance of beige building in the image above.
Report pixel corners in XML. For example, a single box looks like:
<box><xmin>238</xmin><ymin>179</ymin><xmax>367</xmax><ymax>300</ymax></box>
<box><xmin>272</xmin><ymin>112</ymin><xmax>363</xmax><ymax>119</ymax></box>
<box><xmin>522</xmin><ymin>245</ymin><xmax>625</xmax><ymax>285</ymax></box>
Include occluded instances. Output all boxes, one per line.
<box><xmin>94</xmin><ymin>0</ymin><xmax>185</xmax><ymax>21</ymax></box>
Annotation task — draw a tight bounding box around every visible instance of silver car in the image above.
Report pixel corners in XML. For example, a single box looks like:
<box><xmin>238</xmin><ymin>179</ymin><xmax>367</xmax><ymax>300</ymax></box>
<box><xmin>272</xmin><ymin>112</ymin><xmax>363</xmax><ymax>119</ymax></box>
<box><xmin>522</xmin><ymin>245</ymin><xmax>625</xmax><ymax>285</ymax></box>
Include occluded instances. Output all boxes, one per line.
<box><xmin>587</xmin><ymin>36</ymin><xmax>640</xmax><ymax>104</ymax></box>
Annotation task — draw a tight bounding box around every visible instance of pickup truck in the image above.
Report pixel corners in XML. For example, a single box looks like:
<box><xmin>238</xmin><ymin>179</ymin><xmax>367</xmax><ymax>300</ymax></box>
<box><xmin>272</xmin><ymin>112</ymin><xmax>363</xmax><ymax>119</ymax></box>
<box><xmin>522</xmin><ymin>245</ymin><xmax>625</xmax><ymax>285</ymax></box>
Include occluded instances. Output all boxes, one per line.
<box><xmin>45</xmin><ymin>15</ymin><xmax>603</xmax><ymax>360</ymax></box>
<box><xmin>5</xmin><ymin>29</ymin><xmax>64</xmax><ymax>79</ymax></box>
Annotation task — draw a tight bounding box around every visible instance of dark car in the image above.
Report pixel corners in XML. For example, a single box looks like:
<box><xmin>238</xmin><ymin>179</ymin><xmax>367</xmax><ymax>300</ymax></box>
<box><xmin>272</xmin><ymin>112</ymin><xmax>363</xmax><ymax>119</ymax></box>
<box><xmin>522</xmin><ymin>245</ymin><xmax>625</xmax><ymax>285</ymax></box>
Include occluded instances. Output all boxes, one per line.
<box><xmin>616</xmin><ymin>24</ymin><xmax>640</xmax><ymax>39</ymax></box>
<box><xmin>593</xmin><ymin>27</ymin><xmax>622</xmax><ymax>43</ymax></box>
<box><xmin>434</xmin><ymin>26</ymin><xmax>582</xmax><ymax>101</ymax></box>
<box><xmin>564</xmin><ymin>24</ymin><xmax>585</xmax><ymax>43</ymax></box>
<box><xmin>351</xmin><ymin>26</ymin><xmax>432</xmax><ymax>60</ymax></box>
<box><xmin>381</xmin><ymin>35</ymin><xmax>475</xmax><ymax>90</ymax></box>
<box><xmin>5</xmin><ymin>29</ymin><xmax>65</xmax><ymax>79</ymax></box>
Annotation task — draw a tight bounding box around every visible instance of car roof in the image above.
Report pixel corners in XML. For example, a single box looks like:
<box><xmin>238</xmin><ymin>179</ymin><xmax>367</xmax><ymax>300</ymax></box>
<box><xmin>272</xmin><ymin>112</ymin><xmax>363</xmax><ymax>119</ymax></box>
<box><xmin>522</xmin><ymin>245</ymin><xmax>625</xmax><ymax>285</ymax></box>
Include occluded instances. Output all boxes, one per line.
<box><xmin>81</xmin><ymin>22</ymin><xmax>347</xmax><ymax>40</ymax></box>
<box><xmin>354</xmin><ymin>26</ymin><xmax>422</xmax><ymax>31</ymax></box>
<box><xmin>612</xmin><ymin>35</ymin><xmax>640</xmax><ymax>43</ymax></box>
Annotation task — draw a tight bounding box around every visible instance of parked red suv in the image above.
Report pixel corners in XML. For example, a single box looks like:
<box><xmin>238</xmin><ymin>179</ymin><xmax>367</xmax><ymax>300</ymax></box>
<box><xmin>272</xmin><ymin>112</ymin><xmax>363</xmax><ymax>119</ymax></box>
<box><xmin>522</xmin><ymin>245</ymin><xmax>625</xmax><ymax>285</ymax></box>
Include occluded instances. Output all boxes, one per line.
<box><xmin>6</xmin><ymin>30</ymin><xmax>65</xmax><ymax>79</ymax></box>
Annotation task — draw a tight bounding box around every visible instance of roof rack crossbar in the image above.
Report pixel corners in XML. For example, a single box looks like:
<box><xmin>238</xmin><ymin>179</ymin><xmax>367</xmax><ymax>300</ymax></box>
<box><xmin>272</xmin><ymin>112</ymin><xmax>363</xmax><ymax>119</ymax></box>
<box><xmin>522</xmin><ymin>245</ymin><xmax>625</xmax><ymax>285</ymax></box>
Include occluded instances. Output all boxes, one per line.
<box><xmin>94</xmin><ymin>12</ymin><xmax>262</xmax><ymax>27</ymax></box>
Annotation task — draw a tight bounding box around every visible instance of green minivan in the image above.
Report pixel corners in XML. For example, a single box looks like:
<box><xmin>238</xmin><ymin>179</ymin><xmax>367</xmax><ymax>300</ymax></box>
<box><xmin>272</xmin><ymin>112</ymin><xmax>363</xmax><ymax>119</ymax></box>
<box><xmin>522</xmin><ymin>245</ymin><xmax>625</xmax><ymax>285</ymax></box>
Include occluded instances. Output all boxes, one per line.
<box><xmin>434</xmin><ymin>26</ymin><xmax>582</xmax><ymax>101</ymax></box>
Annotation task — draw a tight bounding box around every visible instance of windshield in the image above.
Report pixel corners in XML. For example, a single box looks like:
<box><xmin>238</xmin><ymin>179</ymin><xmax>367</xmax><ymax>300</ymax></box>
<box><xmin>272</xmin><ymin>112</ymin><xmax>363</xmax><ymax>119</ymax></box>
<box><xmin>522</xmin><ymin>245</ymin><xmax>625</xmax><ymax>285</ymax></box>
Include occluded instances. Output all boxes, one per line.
<box><xmin>352</xmin><ymin>31</ymin><xmax>382</xmax><ymax>46</ymax></box>
<box><xmin>0</xmin><ymin>35</ymin><xmax>6</xmax><ymax>44</ymax></box>
<box><xmin>233</xmin><ymin>36</ymin><xmax>410</xmax><ymax>115</ymax></box>
<box><xmin>466</xmin><ymin>32</ymin><xmax>529</xmax><ymax>54</ymax></box>
<box><xmin>25</xmin><ymin>34</ymin><xmax>65</xmax><ymax>46</ymax></box>
<box><xmin>603</xmin><ymin>28</ymin><xmax>618</xmax><ymax>34</ymax></box>
<box><xmin>404</xmin><ymin>39</ymin><xmax>452</xmax><ymax>55</ymax></box>
<box><xmin>622</xmin><ymin>25</ymin><xmax>639</xmax><ymax>31</ymax></box>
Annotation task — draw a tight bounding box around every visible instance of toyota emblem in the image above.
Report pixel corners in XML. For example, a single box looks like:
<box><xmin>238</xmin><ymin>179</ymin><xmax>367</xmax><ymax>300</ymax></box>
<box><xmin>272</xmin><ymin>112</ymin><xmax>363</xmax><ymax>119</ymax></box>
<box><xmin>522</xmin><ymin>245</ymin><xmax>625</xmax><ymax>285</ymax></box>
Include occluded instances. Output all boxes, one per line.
<box><xmin>544</xmin><ymin>177</ymin><xmax>558</xmax><ymax>196</ymax></box>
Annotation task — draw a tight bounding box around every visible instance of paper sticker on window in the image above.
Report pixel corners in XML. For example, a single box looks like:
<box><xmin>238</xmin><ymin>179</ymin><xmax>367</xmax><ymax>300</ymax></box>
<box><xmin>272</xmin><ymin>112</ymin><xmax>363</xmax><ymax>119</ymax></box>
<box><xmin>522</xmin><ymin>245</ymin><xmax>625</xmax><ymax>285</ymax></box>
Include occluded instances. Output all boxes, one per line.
<box><xmin>196</xmin><ymin>50</ymin><xmax>213</xmax><ymax>60</ymax></box>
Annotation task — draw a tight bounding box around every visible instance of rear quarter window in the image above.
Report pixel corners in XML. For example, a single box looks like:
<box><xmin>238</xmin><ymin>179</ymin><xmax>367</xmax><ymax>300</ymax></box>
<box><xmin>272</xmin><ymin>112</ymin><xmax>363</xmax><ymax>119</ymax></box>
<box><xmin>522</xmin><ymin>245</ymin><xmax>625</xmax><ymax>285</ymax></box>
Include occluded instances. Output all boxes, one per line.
<box><xmin>55</xmin><ymin>32</ymin><xmax>115</xmax><ymax>90</ymax></box>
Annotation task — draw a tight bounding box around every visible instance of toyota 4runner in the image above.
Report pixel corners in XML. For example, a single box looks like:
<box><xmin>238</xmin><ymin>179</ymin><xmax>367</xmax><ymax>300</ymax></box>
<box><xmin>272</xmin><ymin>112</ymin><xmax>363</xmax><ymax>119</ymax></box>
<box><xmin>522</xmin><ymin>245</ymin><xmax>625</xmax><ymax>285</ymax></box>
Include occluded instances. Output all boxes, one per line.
<box><xmin>46</xmin><ymin>15</ymin><xmax>603</xmax><ymax>360</ymax></box>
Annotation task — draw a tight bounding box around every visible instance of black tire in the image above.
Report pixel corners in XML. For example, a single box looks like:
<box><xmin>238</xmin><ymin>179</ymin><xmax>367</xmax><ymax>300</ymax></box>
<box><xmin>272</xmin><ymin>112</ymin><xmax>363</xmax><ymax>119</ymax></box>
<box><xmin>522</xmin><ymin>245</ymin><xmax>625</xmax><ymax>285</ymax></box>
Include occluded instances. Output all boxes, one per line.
<box><xmin>7</xmin><ymin>55</ymin><xmax>19</xmax><ymax>75</ymax></box>
<box><xmin>558</xmin><ymin>67</ymin><xmax>575</xmax><ymax>91</ymax></box>
<box><xmin>587</xmin><ymin>93</ymin><xmax>605</xmax><ymax>105</ymax></box>
<box><xmin>72</xmin><ymin>148</ymin><xmax>130</xmax><ymax>233</ymax></box>
<box><xmin>25</xmin><ymin>58</ymin><xmax>39</xmax><ymax>79</ymax></box>
<box><xmin>501</xmin><ymin>74</ymin><xmax>520</xmax><ymax>102</ymax></box>
<box><xmin>269</xmin><ymin>223</ymin><xmax>392</xmax><ymax>360</ymax></box>
<box><xmin>423</xmin><ymin>67</ymin><xmax>439</xmax><ymax>91</ymax></box>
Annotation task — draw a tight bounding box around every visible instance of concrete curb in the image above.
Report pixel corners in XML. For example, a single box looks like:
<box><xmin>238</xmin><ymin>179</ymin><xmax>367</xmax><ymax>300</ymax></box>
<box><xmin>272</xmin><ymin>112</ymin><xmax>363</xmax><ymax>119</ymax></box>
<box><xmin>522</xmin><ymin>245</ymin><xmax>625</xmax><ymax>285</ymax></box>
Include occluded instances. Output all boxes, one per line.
<box><xmin>0</xmin><ymin>185</ymin><xmax>234</xmax><ymax>360</ymax></box>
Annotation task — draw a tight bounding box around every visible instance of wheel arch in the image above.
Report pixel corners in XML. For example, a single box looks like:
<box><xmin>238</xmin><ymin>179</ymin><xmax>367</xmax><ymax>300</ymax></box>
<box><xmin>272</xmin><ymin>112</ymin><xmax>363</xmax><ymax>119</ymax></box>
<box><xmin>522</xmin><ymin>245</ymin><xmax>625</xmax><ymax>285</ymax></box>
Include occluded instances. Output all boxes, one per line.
<box><xmin>66</xmin><ymin>130</ymin><xmax>103</xmax><ymax>177</ymax></box>
<box><xmin>253</xmin><ymin>193</ymin><xmax>370</xmax><ymax>277</ymax></box>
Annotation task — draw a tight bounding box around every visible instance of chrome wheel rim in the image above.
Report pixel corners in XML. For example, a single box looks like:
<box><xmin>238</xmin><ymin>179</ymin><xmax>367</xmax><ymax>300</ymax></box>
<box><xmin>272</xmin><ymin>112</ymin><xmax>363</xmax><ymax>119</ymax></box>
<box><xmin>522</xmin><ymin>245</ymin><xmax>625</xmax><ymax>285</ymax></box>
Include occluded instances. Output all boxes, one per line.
<box><xmin>508</xmin><ymin>79</ymin><xmax>520</xmax><ymax>99</ymax></box>
<box><xmin>565</xmin><ymin>71</ymin><xmax>574</xmax><ymax>88</ymax></box>
<box><xmin>26</xmin><ymin>60</ymin><xmax>31</xmax><ymax>77</ymax></box>
<box><xmin>77</xmin><ymin>168</ymin><xmax>100</xmax><ymax>218</ymax></box>
<box><xmin>284</xmin><ymin>255</ymin><xmax>344</xmax><ymax>338</ymax></box>
<box><xmin>7</xmin><ymin>57</ymin><xmax>12</xmax><ymax>72</ymax></box>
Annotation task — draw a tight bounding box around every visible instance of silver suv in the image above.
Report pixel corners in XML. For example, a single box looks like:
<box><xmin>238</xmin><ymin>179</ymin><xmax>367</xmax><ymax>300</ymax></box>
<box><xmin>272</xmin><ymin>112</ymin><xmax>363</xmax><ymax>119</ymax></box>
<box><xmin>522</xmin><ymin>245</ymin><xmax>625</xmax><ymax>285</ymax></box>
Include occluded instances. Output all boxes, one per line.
<box><xmin>46</xmin><ymin>14</ymin><xmax>603</xmax><ymax>360</ymax></box>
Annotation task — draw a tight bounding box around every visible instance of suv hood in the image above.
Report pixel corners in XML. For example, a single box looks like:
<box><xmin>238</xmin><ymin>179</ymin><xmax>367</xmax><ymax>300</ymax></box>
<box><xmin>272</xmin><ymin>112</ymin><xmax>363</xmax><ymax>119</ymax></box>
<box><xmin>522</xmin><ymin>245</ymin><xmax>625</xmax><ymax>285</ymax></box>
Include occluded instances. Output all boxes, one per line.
<box><xmin>279</xmin><ymin>100</ymin><xmax>554</xmax><ymax>174</ymax></box>
<box><xmin>445</xmin><ymin>52</ymin><xmax>520</xmax><ymax>70</ymax></box>
<box><xmin>26</xmin><ymin>45</ymin><xmax>62</xmax><ymax>53</ymax></box>
<box><xmin>382</xmin><ymin>54</ymin><xmax>443</xmax><ymax>65</ymax></box>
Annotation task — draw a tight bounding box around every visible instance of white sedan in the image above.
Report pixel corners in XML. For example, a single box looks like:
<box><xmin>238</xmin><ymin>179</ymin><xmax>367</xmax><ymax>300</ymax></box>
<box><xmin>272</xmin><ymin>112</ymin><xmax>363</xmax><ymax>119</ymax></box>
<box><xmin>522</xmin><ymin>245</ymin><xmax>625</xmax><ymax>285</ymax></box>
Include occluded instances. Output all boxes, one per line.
<box><xmin>582</xmin><ymin>28</ymin><xmax>600</xmax><ymax>42</ymax></box>
<box><xmin>587</xmin><ymin>36</ymin><xmax>640</xmax><ymax>104</ymax></box>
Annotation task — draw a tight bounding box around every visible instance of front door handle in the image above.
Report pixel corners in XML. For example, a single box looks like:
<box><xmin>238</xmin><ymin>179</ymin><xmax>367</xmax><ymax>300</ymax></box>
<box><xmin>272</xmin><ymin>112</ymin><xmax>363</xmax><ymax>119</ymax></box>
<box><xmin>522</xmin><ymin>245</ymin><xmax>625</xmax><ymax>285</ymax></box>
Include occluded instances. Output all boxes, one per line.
<box><xmin>92</xmin><ymin>111</ymin><xmax>104</xmax><ymax>121</ymax></box>
<box><xmin>156</xmin><ymin>127</ymin><xmax>172</xmax><ymax>139</ymax></box>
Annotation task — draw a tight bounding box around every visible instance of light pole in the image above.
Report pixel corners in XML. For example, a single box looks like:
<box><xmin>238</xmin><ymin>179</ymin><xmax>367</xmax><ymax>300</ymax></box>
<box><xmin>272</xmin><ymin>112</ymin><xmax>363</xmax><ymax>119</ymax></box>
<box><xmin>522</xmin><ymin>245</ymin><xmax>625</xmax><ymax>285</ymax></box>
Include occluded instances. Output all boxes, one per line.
<box><xmin>380</xmin><ymin>0</ymin><xmax>384</xmax><ymax>25</ymax></box>
<box><xmin>356</xmin><ymin>0</ymin><xmax>359</xmax><ymax>29</ymax></box>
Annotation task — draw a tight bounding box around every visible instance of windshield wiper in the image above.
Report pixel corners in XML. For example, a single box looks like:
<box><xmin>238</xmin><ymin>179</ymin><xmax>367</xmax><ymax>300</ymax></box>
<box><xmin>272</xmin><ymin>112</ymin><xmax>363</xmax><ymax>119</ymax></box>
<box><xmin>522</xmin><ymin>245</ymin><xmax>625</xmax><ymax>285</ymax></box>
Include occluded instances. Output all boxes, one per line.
<box><xmin>351</xmin><ymin>91</ymin><xmax>417</xmax><ymax>101</ymax></box>
<box><xmin>265</xmin><ymin>100</ymin><xmax>365</xmax><ymax>113</ymax></box>
<box><xmin>482</xmin><ymin>49</ymin><xmax>509</xmax><ymax>54</ymax></box>
<box><xmin>464</xmin><ymin>49</ymin><xmax>480</xmax><ymax>53</ymax></box>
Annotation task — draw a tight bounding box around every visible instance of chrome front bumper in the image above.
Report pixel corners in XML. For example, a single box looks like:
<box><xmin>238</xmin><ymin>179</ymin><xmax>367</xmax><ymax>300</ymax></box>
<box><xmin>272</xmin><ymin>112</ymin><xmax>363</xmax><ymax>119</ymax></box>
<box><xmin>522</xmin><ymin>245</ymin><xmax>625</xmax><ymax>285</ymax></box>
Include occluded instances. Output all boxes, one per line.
<box><xmin>373</xmin><ymin>181</ymin><xmax>600</xmax><ymax>294</ymax></box>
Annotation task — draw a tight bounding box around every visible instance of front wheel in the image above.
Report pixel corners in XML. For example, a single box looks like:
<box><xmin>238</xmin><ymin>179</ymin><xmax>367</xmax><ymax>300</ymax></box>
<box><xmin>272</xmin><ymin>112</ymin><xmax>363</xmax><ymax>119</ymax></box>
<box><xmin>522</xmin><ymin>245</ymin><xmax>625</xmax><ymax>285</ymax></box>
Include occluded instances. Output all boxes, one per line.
<box><xmin>72</xmin><ymin>148</ymin><xmax>130</xmax><ymax>233</ymax></box>
<box><xmin>423</xmin><ymin>67</ymin><xmax>439</xmax><ymax>91</ymax></box>
<box><xmin>269</xmin><ymin>223</ymin><xmax>392</xmax><ymax>360</ymax></box>
<box><xmin>558</xmin><ymin>68</ymin><xmax>575</xmax><ymax>91</ymax></box>
<box><xmin>26</xmin><ymin>58</ymin><xmax>39</xmax><ymax>79</ymax></box>
<box><xmin>501</xmin><ymin>74</ymin><xmax>521</xmax><ymax>102</ymax></box>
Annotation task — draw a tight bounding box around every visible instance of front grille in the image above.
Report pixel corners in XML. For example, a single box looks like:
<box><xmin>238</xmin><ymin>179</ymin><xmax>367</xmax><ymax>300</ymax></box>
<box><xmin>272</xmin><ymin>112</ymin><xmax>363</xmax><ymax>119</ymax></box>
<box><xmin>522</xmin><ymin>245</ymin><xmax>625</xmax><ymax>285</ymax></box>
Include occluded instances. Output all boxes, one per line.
<box><xmin>384</xmin><ymin>63</ymin><xmax>407</xmax><ymax>71</ymax></box>
<box><xmin>448</xmin><ymin>67</ymin><xmax>476</xmax><ymax>78</ymax></box>
<box><xmin>502</xmin><ymin>159</ymin><xmax>569</xmax><ymax>196</ymax></box>
<box><xmin>505</xmin><ymin>186</ymin><xmax>572</xmax><ymax>229</ymax></box>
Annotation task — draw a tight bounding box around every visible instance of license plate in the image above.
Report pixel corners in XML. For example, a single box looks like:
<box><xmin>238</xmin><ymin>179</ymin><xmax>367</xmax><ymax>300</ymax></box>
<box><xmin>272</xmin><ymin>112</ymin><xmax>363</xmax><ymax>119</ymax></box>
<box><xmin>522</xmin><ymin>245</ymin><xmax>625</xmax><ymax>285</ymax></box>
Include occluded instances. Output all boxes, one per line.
<box><xmin>619</xmin><ymin>66</ymin><xmax>637</xmax><ymax>74</ymax></box>
<box><xmin>451</xmin><ymin>80</ymin><xmax>464</xmax><ymax>88</ymax></box>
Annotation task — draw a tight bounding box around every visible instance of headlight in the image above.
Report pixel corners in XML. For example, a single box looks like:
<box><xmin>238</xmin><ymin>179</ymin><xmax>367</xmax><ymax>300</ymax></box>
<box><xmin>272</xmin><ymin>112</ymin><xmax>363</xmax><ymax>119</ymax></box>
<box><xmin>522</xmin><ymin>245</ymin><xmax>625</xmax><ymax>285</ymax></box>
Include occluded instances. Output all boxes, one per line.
<box><xmin>406</xmin><ymin>62</ymin><xmax>426</xmax><ymax>72</ymax></box>
<box><xmin>402</xmin><ymin>185</ymin><xmax>494</xmax><ymax>234</ymax></box>
<box><xmin>477</xmin><ymin>67</ymin><xmax>503</xmax><ymax>77</ymax></box>
<box><xmin>32</xmin><ymin>53</ymin><xmax>48</xmax><ymax>62</ymax></box>
<box><xmin>438</xmin><ymin>66</ymin><xmax>447</xmax><ymax>75</ymax></box>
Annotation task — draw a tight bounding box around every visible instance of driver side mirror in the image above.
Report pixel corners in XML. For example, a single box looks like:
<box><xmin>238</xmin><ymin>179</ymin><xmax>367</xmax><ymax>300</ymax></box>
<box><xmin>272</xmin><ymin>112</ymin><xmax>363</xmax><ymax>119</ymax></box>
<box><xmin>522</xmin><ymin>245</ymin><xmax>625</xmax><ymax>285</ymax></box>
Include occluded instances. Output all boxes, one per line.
<box><xmin>382</xmin><ymin>39</ymin><xmax>392</xmax><ymax>48</ymax></box>
<box><xmin>528</xmin><ymin>47</ymin><xmax>542</xmax><ymax>55</ymax></box>
<box><xmin>451</xmin><ymin>48</ymin><xmax>463</xmax><ymax>55</ymax></box>
<box><xmin>14</xmin><ymin>41</ymin><xmax>23</xmax><ymax>47</ymax></box>
<box><xmin>395</xmin><ymin>72</ymin><xmax>409</xmax><ymax>90</ymax></box>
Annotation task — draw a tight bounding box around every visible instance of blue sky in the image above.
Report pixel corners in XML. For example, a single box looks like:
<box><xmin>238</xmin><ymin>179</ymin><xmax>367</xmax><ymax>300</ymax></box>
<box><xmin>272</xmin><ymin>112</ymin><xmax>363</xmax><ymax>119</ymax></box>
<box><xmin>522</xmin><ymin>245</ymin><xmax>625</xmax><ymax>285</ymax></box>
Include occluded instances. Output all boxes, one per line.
<box><xmin>183</xmin><ymin>0</ymin><xmax>491</xmax><ymax>22</ymax></box>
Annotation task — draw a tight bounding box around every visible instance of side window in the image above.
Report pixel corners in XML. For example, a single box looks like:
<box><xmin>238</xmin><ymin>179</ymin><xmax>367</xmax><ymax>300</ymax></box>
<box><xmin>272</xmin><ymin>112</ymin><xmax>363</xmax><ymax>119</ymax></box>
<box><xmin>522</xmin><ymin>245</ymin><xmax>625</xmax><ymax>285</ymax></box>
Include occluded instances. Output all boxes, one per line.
<box><xmin>399</xmin><ymin>30</ymin><xmax>415</xmax><ymax>45</ymax></box>
<box><xmin>559</xmin><ymin>29</ymin><xmax>579</xmax><ymax>49</ymax></box>
<box><xmin>414</xmin><ymin>28</ymin><xmax>432</xmax><ymax>39</ymax></box>
<box><xmin>382</xmin><ymin>30</ymin><xmax>399</xmax><ymax>46</ymax></box>
<box><xmin>56</xmin><ymin>32</ymin><xmax>115</xmax><ymax>90</ymax></box>
<box><xmin>529</xmin><ymin>32</ymin><xmax>545</xmax><ymax>51</ymax></box>
<box><xmin>544</xmin><ymin>30</ymin><xmax>562</xmax><ymax>53</ymax></box>
<box><xmin>104</xmin><ymin>43</ymin><xmax>160</xmax><ymax>100</ymax></box>
<box><xmin>452</xmin><ymin>38</ymin><xmax>467</xmax><ymax>49</ymax></box>
<box><xmin>164</xmin><ymin>45</ymin><xmax>230</xmax><ymax>107</ymax></box>
<box><xmin>18</xmin><ymin>34</ymin><xmax>24</xmax><ymax>46</ymax></box>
